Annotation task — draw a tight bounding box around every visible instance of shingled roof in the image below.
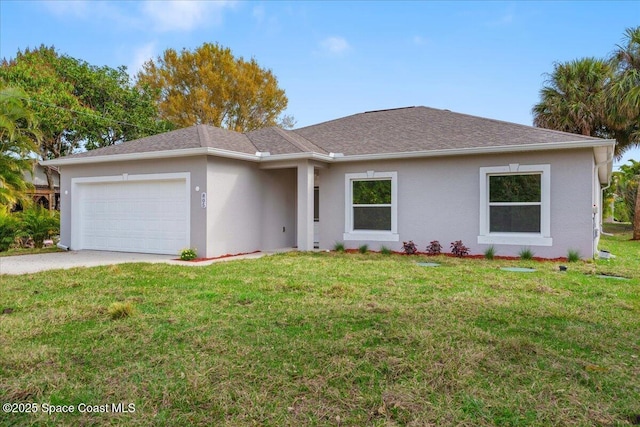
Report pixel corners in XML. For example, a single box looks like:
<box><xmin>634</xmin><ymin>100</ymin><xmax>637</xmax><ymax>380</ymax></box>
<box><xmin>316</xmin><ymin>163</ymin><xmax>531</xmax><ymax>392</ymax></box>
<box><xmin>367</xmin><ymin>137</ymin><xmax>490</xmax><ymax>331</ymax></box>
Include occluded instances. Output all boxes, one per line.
<box><xmin>293</xmin><ymin>106</ymin><xmax>601</xmax><ymax>156</ymax></box>
<box><xmin>56</xmin><ymin>106</ymin><xmax>605</xmax><ymax>161</ymax></box>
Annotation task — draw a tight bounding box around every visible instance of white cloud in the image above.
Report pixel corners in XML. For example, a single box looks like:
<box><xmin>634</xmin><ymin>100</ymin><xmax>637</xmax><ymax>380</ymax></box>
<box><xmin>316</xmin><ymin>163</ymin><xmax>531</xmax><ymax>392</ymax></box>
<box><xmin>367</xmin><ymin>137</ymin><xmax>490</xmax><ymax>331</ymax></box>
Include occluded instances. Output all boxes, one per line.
<box><xmin>142</xmin><ymin>0</ymin><xmax>236</xmax><ymax>32</ymax></box>
<box><xmin>41</xmin><ymin>0</ymin><xmax>91</xmax><ymax>18</ymax></box>
<box><xmin>252</xmin><ymin>4</ymin><xmax>266</xmax><ymax>23</ymax></box>
<box><xmin>319</xmin><ymin>36</ymin><xmax>351</xmax><ymax>55</ymax></box>
<box><xmin>128</xmin><ymin>42</ymin><xmax>157</xmax><ymax>78</ymax></box>
<box><xmin>413</xmin><ymin>35</ymin><xmax>429</xmax><ymax>46</ymax></box>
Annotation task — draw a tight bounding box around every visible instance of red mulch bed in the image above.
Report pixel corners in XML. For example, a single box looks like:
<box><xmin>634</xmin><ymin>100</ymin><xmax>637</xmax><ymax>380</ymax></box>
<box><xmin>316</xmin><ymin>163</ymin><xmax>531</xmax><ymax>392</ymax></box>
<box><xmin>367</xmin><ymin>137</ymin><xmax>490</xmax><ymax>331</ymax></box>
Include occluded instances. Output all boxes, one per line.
<box><xmin>175</xmin><ymin>250</ymin><xmax>261</xmax><ymax>262</ymax></box>
<box><xmin>342</xmin><ymin>249</ymin><xmax>567</xmax><ymax>262</ymax></box>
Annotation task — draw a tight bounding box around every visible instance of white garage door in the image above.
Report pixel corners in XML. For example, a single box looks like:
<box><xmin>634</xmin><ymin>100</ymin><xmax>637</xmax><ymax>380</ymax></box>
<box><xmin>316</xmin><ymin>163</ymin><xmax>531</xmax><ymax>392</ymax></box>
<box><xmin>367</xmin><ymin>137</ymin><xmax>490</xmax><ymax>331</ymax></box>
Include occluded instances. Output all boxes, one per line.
<box><xmin>74</xmin><ymin>177</ymin><xmax>189</xmax><ymax>255</ymax></box>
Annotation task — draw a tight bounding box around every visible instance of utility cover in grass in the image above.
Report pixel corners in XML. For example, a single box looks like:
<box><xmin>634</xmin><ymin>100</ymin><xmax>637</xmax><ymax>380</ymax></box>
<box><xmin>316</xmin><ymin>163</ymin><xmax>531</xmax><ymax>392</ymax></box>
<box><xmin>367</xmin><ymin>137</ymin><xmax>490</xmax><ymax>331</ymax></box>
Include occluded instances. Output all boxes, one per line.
<box><xmin>595</xmin><ymin>274</ymin><xmax>629</xmax><ymax>280</ymax></box>
<box><xmin>417</xmin><ymin>262</ymin><xmax>441</xmax><ymax>267</ymax></box>
<box><xmin>501</xmin><ymin>267</ymin><xmax>536</xmax><ymax>272</ymax></box>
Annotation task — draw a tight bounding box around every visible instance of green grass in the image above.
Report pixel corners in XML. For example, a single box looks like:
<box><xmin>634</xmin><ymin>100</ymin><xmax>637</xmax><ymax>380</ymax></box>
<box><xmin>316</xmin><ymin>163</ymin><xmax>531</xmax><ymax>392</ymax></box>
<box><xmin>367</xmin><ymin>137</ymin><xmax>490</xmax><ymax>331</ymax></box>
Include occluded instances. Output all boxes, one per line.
<box><xmin>0</xmin><ymin>246</ymin><xmax>62</xmax><ymax>257</ymax></box>
<box><xmin>1</xmin><ymin>233</ymin><xmax>639</xmax><ymax>426</ymax></box>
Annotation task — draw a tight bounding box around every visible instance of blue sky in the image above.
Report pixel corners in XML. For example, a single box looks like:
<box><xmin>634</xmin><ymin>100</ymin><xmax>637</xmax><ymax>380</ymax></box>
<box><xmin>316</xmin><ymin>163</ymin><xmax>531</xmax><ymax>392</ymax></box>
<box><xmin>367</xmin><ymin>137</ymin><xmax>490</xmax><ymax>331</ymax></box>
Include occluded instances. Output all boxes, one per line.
<box><xmin>1</xmin><ymin>0</ymin><xmax>639</xmax><ymax>166</ymax></box>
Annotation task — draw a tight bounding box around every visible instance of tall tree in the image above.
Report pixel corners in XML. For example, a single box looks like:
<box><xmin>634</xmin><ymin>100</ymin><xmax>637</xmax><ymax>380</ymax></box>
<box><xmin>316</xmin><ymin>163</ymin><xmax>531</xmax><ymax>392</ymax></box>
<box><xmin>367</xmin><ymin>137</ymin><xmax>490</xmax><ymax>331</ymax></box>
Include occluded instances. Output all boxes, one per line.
<box><xmin>533</xmin><ymin>29</ymin><xmax>640</xmax><ymax>240</ymax></box>
<box><xmin>0</xmin><ymin>85</ymin><xmax>40</xmax><ymax>207</ymax></box>
<box><xmin>610</xmin><ymin>160</ymin><xmax>640</xmax><ymax>225</ymax></box>
<box><xmin>610</xmin><ymin>27</ymin><xmax>640</xmax><ymax>239</ymax></box>
<box><xmin>532</xmin><ymin>58</ymin><xmax>612</xmax><ymax>136</ymax></box>
<box><xmin>137</xmin><ymin>42</ymin><xmax>292</xmax><ymax>132</ymax></box>
<box><xmin>0</xmin><ymin>45</ymin><xmax>171</xmax><ymax>189</ymax></box>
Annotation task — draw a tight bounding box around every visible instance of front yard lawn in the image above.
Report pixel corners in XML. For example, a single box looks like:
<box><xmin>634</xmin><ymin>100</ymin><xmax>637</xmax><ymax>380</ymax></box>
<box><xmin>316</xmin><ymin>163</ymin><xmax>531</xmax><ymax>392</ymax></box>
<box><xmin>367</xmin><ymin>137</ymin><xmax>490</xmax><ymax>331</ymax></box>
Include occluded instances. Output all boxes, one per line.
<box><xmin>1</xmin><ymin>234</ymin><xmax>638</xmax><ymax>426</ymax></box>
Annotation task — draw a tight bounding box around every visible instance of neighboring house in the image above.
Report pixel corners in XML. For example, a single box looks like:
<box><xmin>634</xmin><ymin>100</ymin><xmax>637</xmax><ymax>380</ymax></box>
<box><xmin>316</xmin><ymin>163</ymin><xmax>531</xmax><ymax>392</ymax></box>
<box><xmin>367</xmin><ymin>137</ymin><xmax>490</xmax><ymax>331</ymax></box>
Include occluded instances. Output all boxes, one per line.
<box><xmin>18</xmin><ymin>164</ymin><xmax>60</xmax><ymax>211</ymax></box>
<box><xmin>42</xmin><ymin>106</ymin><xmax>615</xmax><ymax>259</ymax></box>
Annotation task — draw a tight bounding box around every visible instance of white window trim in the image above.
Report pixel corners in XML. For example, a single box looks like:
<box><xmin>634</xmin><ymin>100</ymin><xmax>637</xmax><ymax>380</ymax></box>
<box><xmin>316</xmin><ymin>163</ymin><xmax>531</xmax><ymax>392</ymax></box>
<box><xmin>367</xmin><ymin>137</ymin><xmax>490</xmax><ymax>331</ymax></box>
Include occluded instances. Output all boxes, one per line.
<box><xmin>344</xmin><ymin>171</ymin><xmax>399</xmax><ymax>242</ymax></box>
<box><xmin>478</xmin><ymin>164</ymin><xmax>552</xmax><ymax>246</ymax></box>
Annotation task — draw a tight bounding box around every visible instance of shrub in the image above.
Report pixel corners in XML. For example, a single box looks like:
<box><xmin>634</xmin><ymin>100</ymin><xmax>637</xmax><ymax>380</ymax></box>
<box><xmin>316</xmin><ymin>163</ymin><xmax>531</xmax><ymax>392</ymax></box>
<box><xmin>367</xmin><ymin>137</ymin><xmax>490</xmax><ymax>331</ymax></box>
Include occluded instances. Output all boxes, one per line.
<box><xmin>333</xmin><ymin>242</ymin><xmax>345</xmax><ymax>252</ymax></box>
<box><xmin>426</xmin><ymin>240</ymin><xmax>442</xmax><ymax>255</ymax></box>
<box><xmin>180</xmin><ymin>248</ymin><xmax>197</xmax><ymax>261</ymax></box>
<box><xmin>450</xmin><ymin>240</ymin><xmax>469</xmax><ymax>257</ymax></box>
<box><xmin>519</xmin><ymin>247</ymin><xmax>534</xmax><ymax>260</ymax></box>
<box><xmin>108</xmin><ymin>301</ymin><xmax>134</xmax><ymax>320</ymax></box>
<box><xmin>358</xmin><ymin>244</ymin><xmax>368</xmax><ymax>254</ymax></box>
<box><xmin>567</xmin><ymin>249</ymin><xmax>581</xmax><ymax>262</ymax></box>
<box><xmin>402</xmin><ymin>240</ymin><xmax>418</xmax><ymax>255</ymax></box>
<box><xmin>0</xmin><ymin>209</ymin><xmax>19</xmax><ymax>252</ymax></box>
<box><xmin>18</xmin><ymin>207</ymin><xmax>59</xmax><ymax>248</ymax></box>
<box><xmin>484</xmin><ymin>245</ymin><xmax>496</xmax><ymax>260</ymax></box>
<box><xmin>380</xmin><ymin>245</ymin><xmax>392</xmax><ymax>255</ymax></box>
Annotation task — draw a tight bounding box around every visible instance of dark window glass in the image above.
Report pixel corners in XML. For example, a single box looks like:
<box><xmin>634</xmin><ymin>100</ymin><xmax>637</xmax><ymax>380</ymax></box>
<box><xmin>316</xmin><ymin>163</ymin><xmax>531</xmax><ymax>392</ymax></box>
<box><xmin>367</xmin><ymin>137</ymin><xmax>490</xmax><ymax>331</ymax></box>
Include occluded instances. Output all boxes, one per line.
<box><xmin>314</xmin><ymin>187</ymin><xmax>319</xmax><ymax>222</ymax></box>
<box><xmin>490</xmin><ymin>205</ymin><xmax>541</xmax><ymax>232</ymax></box>
<box><xmin>353</xmin><ymin>180</ymin><xmax>391</xmax><ymax>205</ymax></box>
<box><xmin>353</xmin><ymin>207</ymin><xmax>391</xmax><ymax>230</ymax></box>
<box><xmin>490</xmin><ymin>175</ymin><xmax>541</xmax><ymax>203</ymax></box>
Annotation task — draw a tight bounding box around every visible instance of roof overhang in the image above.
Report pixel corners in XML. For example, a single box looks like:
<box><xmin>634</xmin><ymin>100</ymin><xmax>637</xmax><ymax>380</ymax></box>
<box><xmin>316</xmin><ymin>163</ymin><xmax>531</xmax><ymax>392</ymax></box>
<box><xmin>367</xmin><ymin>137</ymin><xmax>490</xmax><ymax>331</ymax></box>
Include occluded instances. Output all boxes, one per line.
<box><xmin>593</xmin><ymin>142</ymin><xmax>615</xmax><ymax>185</ymax></box>
<box><xmin>41</xmin><ymin>138</ymin><xmax>616</xmax><ymax>169</ymax></box>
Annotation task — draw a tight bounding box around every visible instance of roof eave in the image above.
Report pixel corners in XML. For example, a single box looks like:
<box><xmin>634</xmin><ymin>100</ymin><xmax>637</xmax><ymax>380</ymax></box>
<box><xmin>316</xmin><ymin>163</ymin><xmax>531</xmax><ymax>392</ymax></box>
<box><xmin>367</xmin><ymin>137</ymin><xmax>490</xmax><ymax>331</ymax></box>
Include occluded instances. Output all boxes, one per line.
<box><xmin>41</xmin><ymin>147</ymin><xmax>261</xmax><ymax>166</ymax></box>
<box><xmin>41</xmin><ymin>138</ymin><xmax>616</xmax><ymax>167</ymax></box>
<box><xmin>330</xmin><ymin>139</ymin><xmax>617</xmax><ymax>162</ymax></box>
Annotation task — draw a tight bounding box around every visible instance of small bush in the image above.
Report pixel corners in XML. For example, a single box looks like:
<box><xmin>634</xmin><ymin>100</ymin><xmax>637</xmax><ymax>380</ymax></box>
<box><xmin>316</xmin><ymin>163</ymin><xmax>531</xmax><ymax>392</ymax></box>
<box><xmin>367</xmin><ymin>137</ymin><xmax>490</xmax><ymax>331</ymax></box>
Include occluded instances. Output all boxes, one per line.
<box><xmin>450</xmin><ymin>240</ymin><xmax>469</xmax><ymax>257</ymax></box>
<box><xmin>180</xmin><ymin>248</ymin><xmax>197</xmax><ymax>261</ymax></box>
<box><xmin>380</xmin><ymin>245</ymin><xmax>392</xmax><ymax>255</ymax></box>
<box><xmin>333</xmin><ymin>242</ymin><xmax>345</xmax><ymax>252</ymax></box>
<box><xmin>426</xmin><ymin>240</ymin><xmax>442</xmax><ymax>255</ymax></box>
<box><xmin>358</xmin><ymin>244</ymin><xmax>368</xmax><ymax>254</ymax></box>
<box><xmin>18</xmin><ymin>207</ymin><xmax>59</xmax><ymax>248</ymax></box>
<box><xmin>0</xmin><ymin>209</ymin><xmax>19</xmax><ymax>252</ymax></box>
<box><xmin>567</xmin><ymin>249</ymin><xmax>581</xmax><ymax>262</ymax></box>
<box><xmin>108</xmin><ymin>301</ymin><xmax>134</xmax><ymax>320</ymax></box>
<box><xmin>484</xmin><ymin>245</ymin><xmax>496</xmax><ymax>260</ymax></box>
<box><xmin>402</xmin><ymin>240</ymin><xmax>418</xmax><ymax>255</ymax></box>
<box><xmin>519</xmin><ymin>247</ymin><xmax>534</xmax><ymax>260</ymax></box>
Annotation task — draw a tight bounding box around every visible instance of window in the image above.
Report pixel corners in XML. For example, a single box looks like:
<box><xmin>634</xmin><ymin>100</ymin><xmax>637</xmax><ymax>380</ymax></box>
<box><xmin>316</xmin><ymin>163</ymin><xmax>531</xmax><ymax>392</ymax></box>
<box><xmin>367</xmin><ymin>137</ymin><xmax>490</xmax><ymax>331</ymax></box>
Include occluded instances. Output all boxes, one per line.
<box><xmin>489</xmin><ymin>174</ymin><xmax>541</xmax><ymax>233</ymax></box>
<box><xmin>314</xmin><ymin>187</ymin><xmax>319</xmax><ymax>222</ymax></box>
<box><xmin>344</xmin><ymin>171</ymin><xmax>398</xmax><ymax>241</ymax></box>
<box><xmin>478</xmin><ymin>164</ymin><xmax>552</xmax><ymax>246</ymax></box>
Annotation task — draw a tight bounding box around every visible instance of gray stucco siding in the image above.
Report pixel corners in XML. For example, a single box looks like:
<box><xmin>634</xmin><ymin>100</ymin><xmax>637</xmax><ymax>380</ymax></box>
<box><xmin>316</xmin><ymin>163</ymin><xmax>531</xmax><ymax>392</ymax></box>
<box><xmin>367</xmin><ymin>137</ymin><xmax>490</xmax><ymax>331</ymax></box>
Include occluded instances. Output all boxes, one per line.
<box><xmin>318</xmin><ymin>149</ymin><xmax>596</xmax><ymax>258</ymax></box>
<box><xmin>206</xmin><ymin>157</ymin><xmax>296</xmax><ymax>258</ymax></box>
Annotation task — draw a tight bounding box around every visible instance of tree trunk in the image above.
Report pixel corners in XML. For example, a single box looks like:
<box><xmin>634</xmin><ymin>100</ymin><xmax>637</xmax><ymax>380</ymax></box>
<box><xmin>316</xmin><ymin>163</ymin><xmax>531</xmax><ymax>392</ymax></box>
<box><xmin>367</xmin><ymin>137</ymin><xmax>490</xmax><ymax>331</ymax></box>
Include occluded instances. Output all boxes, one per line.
<box><xmin>43</xmin><ymin>166</ymin><xmax>55</xmax><ymax>192</ymax></box>
<box><xmin>634</xmin><ymin>184</ymin><xmax>640</xmax><ymax>240</ymax></box>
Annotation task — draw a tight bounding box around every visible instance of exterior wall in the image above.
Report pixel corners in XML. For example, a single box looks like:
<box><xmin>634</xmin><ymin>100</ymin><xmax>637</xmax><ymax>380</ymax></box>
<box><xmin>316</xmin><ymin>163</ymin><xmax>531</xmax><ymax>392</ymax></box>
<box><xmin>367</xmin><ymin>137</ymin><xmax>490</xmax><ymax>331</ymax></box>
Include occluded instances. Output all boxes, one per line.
<box><xmin>318</xmin><ymin>149</ymin><xmax>596</xmax><ymax>258</ymax></box>
<box><xmin>57</xmin><ymin>156</ymin><xmax>208</xmax><ymax>254</ymax></box>
<box><xmin>206</xmin><ymin>157</ymin><xmax>295</xmax><ymax>257</ymax></box>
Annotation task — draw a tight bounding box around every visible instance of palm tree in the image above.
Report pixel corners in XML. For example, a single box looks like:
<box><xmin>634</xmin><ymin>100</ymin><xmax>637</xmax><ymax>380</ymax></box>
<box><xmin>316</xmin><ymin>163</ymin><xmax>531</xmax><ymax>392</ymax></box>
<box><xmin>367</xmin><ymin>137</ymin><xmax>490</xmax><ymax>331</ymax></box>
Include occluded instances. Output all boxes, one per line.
<box><xmin>611</xmin><ymin>160</ymin><xmax>640</xmax><ymax>224</ymax></box>
<box><xmin>532</xmin><ymin>58</ymin><xmax>612</xmax><ymax>137</ymax></box>
<box><xmin>609</xmin><ymin>27</ymin><xmax>640</xmax><ymax>239</ymax></box>
<box><xmin>0</xmin><ymin>85</ymin><xmax>40</xmax><ymax>207</ymax></box>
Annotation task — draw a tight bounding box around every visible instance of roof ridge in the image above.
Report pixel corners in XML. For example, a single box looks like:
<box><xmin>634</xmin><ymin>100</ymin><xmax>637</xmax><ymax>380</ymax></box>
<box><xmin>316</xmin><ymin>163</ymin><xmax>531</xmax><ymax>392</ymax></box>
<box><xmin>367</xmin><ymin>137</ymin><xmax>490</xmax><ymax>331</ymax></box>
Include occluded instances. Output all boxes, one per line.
<box><xmin>201</xmin><ymin>124</ymin><xmax>259</xmax><ymax>152</ymax></box>
<box><xmin>272</xmin><ymin>127</ymin><xmax>328</xmax><ymax>154</ymax></box>
<box><xmin>416</xmin><ymin>106</ymin><xmax>601</xmax><ymax>141</ymax></box>
<box><xmin>196</xmin><ymin>124</ymin><xmax>210</xmax><ymax>148</ymax></box>
<box><xmin>364</xmin><ymin>106</ymin><xmax>416</xmax><ymax>114</ymax></box>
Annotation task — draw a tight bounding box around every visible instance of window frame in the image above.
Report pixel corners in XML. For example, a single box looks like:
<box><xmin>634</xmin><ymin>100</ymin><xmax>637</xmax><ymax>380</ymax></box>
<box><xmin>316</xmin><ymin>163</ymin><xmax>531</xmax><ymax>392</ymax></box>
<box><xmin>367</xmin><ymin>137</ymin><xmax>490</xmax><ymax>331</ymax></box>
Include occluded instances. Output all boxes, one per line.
<box><xmin>344</xmin><ymin>171</ymin><xmax>399</xmax><ymax>242</ymax></box>
<box><xmin>478</xmin><ymin>164</ymin><xmax>552</xmax><ymax>246</ymax></box>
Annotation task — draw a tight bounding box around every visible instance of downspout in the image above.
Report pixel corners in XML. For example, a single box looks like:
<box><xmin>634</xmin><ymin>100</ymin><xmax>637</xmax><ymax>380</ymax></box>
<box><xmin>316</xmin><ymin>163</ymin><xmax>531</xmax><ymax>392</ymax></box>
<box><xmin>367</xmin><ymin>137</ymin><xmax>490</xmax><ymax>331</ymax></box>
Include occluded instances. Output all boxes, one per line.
<box><xmin>593</xmin><ymin>146</ymin><xmax>614</xmax><ymax>256</ymax></box>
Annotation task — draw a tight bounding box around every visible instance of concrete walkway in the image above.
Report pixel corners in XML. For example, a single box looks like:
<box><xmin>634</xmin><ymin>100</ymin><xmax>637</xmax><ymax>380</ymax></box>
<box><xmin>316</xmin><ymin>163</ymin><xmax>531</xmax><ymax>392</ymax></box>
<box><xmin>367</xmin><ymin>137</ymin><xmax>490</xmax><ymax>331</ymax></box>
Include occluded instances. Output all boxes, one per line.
<box><xmin>0</xmin><ymin>250</ymin><xmax>273</xmax><ymax>275</ymax></box>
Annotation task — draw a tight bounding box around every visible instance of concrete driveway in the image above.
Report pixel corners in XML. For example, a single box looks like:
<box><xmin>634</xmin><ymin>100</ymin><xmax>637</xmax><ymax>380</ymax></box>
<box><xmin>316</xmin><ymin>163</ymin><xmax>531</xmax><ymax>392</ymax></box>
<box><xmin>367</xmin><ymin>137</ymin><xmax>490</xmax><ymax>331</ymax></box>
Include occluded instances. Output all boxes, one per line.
<box><xmin>0</xmin><ymin>250</ymin><xmax>268</xmax><ymax>275</ymax></box>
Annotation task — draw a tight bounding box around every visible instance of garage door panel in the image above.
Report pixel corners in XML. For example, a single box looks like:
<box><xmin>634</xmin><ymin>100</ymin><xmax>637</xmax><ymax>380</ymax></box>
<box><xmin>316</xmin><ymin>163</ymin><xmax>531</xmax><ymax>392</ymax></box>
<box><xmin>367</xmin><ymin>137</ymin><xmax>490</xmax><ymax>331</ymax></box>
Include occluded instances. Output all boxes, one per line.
<box><xmin>76</xmin><ymin>179</ymin><xmax>189</xmax><ymax>255</ymax></box>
